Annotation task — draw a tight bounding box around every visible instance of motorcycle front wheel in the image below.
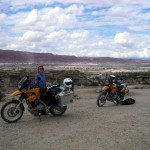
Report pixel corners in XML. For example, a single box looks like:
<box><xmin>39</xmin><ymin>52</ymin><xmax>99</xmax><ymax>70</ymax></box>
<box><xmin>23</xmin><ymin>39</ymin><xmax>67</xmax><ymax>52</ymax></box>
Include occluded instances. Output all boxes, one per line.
<box><xmin>97</xmin><ymin>93</ymin><xmax>107</xmax><ymax>107</ymax></box>
<box><xmin>50</xmin><ymin>106</ymin><xmax>67</xmax><ymax>116</ymax></box>
<box><xmin>1</xmin><ymin>101</ymin><xmax>24</xmax><ymax>123</ymax></box>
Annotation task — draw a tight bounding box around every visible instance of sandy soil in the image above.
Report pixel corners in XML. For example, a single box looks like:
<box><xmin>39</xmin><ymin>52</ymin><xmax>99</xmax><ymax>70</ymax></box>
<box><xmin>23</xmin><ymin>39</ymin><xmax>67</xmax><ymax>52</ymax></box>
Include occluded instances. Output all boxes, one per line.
<box><xmin>0</xmin><ymin>87</ymin><xmax>150</xmax><ymax>150</ymax></box>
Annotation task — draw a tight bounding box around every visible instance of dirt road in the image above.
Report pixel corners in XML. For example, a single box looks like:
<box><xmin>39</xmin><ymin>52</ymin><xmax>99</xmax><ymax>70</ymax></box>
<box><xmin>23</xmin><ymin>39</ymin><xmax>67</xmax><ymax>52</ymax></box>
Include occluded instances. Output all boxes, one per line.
<box><xmin>0</xmin><ymin>87</ymin><xmax>150</xmax><ymax>150</ymax></box>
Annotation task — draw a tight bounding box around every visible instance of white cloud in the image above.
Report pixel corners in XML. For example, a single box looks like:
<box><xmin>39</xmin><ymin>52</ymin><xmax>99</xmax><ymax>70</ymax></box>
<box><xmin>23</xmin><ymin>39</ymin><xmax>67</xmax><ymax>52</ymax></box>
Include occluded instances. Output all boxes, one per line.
<box><xmin>70</xmin><ymin>30</ymin><xmax>89</xmax><ymax>39</ymax></box>
<box><xmin>137</xmin><ymin>48</ymin><xmax>150</xmax><ymax>58</ymax></box>
<box><xmin>0</xmin><ymin>1</ymin><xmax>150</xmax><ymax>59</ymax></box>
<box><xmin>107</xmin><ymin>6</ymin><xmax>132</xmax><ymax>17</ymax></box>
<box><xmin>0</xmin><ymin>13</ymin><xmax>7</xmax><ymax>22</ymax></box>
<box><xmin>107</xmin><ymin>31</ymin><xmax>150</xmax><ymax>58</ymax></box>
<box><xmin>115</xmin><ymin>32</ymin><xmax>130</xmax><ymax>44</ymax></box>
<box><xmin>18</xmin><ymin>31</ymin><xmax>44</xmax><ymax>41</ymax></box>
<box><xmin>66</xmin><ymin>5</ymin><xmax>84</xmax><ymax>15</ymax></box>
<box><xmin>23</xmin><ymin>9</ymin><xmax>38</xmax><ymax>26</ymax></box>
<box><xmin>8</xmin><ymin>44</ymin><xmax>19</xmax><ymax>49</ymax></box>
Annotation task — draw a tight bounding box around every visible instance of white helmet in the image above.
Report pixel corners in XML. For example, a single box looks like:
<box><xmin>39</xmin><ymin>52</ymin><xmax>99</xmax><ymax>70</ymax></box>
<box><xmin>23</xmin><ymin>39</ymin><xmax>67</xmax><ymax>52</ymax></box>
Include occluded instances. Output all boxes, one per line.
<box><xmin>63</xmin><ymin>78</ymin><xmax>72</xmax><ymax>89</ymax></box>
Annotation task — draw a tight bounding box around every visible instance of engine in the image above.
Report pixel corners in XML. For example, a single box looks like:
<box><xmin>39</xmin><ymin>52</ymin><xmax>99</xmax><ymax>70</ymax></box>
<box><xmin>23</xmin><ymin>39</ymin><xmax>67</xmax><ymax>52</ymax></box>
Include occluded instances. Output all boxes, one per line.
<box><xmin>107</xmin><ymin>94</ymin><xmax>114</xmax><ymax>101</ymax></box>
<box><xmin>35</xmin><ymin>104</ymin><xmax>45</xmax><ymax>111</ymax></box>
<box><xmin>28</xmin><ymin>101</ymin><xmax>45</xmax><ymax>116</ymax></box>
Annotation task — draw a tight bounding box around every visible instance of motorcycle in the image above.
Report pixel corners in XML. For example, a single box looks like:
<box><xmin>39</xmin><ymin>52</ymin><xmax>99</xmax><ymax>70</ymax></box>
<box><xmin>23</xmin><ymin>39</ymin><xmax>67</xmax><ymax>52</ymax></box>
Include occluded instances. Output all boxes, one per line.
<box><xmin>97</xmin><ymin>81</ymin><xmax>128</xmax><ymax>107</ymax></box>
<box><xmin>1</xmin><ymin>76</ymin><xmax>74</xmax><ymax>123</ymax></box>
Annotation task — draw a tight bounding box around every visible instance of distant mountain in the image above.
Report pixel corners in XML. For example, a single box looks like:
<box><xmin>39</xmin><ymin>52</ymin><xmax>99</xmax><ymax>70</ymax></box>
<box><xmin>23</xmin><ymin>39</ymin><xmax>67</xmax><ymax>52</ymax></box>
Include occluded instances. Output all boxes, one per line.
<box><xmin>0</xmin><ymin>49</ymin><xmax>149</xmax><ymax>64</ymax></box>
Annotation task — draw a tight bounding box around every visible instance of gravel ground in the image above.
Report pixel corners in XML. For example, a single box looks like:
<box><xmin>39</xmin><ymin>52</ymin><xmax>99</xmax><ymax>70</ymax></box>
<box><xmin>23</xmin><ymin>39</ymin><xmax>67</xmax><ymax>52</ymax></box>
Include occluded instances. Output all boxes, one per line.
<box><xmin>0</xmin><ymin>87</ymin><xmax>150</xmax><ymax>150</ymax></box>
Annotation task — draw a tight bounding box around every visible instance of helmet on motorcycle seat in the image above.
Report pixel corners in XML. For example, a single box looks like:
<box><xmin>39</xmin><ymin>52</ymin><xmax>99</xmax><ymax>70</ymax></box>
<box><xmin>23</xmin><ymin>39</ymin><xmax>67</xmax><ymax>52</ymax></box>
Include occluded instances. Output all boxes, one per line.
<box><xmin>107</xmin><ymin>75</ymin><xmax>116</xmax><ymax>84</ymax></box>
<box><xmin>63</xmin><ymin>78</ymin><xmax>72</xmax><ymax>89</ymax></box>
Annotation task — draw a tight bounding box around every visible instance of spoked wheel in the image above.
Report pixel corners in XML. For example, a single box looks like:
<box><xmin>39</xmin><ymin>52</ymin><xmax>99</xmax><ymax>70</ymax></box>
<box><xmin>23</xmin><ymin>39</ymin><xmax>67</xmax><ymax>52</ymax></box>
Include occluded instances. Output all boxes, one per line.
<box><xmin>1</xmin><ymin>101</ymin><xmax>24</xmax><ymax>123</ymax></box>
<box><xmin>50</xmin><ymin>106</ymin><xmax>67</xmax><ymax>116</ymax></box>
<box><xmin>97</xmin><ymin>93</ymin><xmax>107</xmax><ymax>107</ymax></box>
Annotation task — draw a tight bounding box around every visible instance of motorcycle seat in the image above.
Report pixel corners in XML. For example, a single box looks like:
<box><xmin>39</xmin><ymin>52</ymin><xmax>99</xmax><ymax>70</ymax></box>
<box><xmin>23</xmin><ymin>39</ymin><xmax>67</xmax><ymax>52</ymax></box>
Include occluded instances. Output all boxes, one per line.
<box><xmin>39</xmin><ymin>87</ymin><xmax>47</xmax><ymax>93</ymax></box>
<box><xmin>50</xmin><ymin>84</ymin><xmax>60</xmax><ymax>89</ymax></box>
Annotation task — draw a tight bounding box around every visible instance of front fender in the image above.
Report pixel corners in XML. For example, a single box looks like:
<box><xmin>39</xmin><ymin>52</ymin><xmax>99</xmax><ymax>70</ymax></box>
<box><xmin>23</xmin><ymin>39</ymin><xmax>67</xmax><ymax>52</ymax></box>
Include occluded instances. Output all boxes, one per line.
<box><xmin>101</xmin><ymin>90</ymin><xmax>108</xmax><ymax>95</ymax></box>
<box><xmin>102</xmin><ymin>85</ymin><xmax>110</xmax><ymax>91</ymax></box>
<box><xmin>10</xmin><ymin>90</ymin><xmax>22</xmax><ymax>97</ymax></box>
<box><xmin>11</xmin><ymin>99</ymin><xmax>25</xmax><ymax>111</ymax></box>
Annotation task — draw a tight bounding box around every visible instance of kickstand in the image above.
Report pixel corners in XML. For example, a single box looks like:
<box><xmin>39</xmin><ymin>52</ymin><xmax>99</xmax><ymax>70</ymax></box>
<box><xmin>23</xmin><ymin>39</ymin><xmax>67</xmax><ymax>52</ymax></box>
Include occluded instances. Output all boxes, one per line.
<box><xmin>38</xmin><ymin>113</ymin><xmax>42</xmax><ymax>122</ymax></box>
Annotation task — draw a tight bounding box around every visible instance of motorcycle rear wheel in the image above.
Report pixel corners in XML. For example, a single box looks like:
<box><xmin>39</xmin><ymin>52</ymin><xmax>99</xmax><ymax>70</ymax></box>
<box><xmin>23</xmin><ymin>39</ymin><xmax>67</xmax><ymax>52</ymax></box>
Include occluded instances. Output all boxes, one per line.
<box><xmin>50</xmin><ymin>106</ymin><xmax>67</xmax><ymax>116</ymax></box>
<box><xmin>1</xmin><ymin>101</ymin><xmax>24</xmax><ymax>123</ymax></box>
<box><xmin>97</xmin><ymin>93</ymin><xmax>106</xmax><ymax>107</ymax></box>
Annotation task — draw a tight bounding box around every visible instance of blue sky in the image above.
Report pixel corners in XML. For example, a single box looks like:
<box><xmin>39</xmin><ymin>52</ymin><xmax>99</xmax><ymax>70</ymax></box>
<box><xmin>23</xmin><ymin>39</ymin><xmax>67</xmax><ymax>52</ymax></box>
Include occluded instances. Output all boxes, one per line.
<box><xmin>0</xmin><ymin>0</ymin><xmax>150</xmax><ymax>58</ymax></box>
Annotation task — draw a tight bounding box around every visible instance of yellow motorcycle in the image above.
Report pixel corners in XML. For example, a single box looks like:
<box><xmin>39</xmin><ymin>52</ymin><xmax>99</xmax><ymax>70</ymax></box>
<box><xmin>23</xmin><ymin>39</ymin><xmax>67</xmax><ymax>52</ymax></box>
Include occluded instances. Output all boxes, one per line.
<box><xmin>97</xmin><ymin>81</ymin><xmax>128</xmax><ymax>107</ymax></box>
<box><xmin>1</xmin><ymin>76</ymin><xmax>74</xmax><ymax>123</ymax></box>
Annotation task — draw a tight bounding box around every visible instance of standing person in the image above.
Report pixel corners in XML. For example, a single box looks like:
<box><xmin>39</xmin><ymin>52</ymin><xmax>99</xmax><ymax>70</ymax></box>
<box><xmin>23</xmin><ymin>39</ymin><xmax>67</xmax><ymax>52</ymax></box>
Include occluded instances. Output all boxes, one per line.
<box><xmin>34</xmin><ymin>65</ymin><xmax>48</xmax><ymax>115</ymax></box>
<box><xmin>35</xmin><ymin>65</ymin><xmax>46</xmax><ymax>88</ymax></box>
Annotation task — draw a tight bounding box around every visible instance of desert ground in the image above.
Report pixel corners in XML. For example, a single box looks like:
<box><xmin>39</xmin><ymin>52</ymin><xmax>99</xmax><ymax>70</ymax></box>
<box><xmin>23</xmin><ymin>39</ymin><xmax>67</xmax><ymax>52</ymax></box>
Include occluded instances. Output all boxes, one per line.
<box><xmin>0</xmin><ymin>86</ymin><xmax>150</xmax><ymax>150</ymax></box>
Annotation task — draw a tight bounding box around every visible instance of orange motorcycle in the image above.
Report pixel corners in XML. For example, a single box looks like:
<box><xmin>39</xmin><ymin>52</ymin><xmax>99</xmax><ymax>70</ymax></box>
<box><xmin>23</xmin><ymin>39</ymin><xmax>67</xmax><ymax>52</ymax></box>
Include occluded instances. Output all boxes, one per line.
<box><xmin>97</xmin><ymin>81</ymin><xmax>128</xmax><ymax>107</ymax></box>
<box><xmin>1</xmin><ymin>76</ymin><xmax>74</xmax><ymax>123</ymax></box>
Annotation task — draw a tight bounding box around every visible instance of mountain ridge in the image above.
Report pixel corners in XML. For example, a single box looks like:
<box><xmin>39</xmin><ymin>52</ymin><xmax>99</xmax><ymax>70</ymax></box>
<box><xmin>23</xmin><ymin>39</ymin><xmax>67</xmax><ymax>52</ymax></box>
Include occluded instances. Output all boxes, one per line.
<box><xmin>0</xmin><ymin>49</ymin><xmax>149</xmax><ymax>63</ymax></box>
